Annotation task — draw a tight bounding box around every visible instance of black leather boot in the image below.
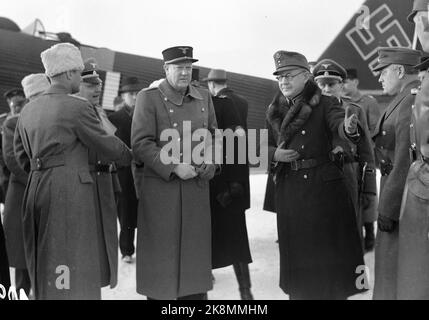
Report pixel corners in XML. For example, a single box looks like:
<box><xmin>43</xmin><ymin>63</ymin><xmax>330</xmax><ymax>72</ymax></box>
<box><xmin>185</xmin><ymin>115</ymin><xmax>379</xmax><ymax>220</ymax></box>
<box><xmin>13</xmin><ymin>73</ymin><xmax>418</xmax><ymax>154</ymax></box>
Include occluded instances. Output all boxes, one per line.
<box><xmin>233</xmin><ymin>263</ymin><xmax>254</xmax><ymax>300</ymax></box>
<box><xmin>364</xmin><ymin>222</ymin><xmax>375</xmax><ymax>251</ymax></box>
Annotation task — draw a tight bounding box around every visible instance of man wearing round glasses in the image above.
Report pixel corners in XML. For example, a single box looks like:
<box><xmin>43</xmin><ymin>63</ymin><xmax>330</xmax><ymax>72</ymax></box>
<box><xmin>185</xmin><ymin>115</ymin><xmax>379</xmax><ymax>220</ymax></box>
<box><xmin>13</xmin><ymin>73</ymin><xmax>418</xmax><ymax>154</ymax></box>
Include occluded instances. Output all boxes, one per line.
<box><xmin>266</xmin><ymin>50</ymin><xmax>366</xmax><ymax>300</ymax></box>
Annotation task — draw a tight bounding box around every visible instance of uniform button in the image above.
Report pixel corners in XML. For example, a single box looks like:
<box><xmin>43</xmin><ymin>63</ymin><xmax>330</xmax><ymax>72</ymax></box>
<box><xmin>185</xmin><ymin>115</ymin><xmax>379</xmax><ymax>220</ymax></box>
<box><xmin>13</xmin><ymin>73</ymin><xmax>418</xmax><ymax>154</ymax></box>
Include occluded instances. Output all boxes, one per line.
<box><xmin>380</xmin><ymin>146</ymin><xmax>384</xmax><ymax>150</ymax></box>
<box><xmin>301</xmin><ymin>145</ymin><xmax>305</xmax><ymax>150</ymax></box>
<box><xmin>164</xmin><ymin>97</ymin><xmax>168</xmax><ymax>101</ymax></box>
<box><xmin>303</xmin><ymin>174</ymin><xmax>308</xmax><ymax>179</ymax></box>
<box><xmin>382</xmin><ymin>131</ymin><xmax>386</xmax><ymax>136</ymax></box>
<box><xmin>412</xmin><ymin>104</ymin><xmax>415</xmax><ymax>109</ymax></box>
<box><xmin>170</xmin><ymin>109</ymin><xmax>174</xmax><ymax>113</ymax></box>
<box><xmin>97</xmin><ymin>172</ymin><xmax>101</xmax><ymax>176</ymax></box>
<box><xmin>202</xmin><ymin>108</ymin><xmax>205</xmax><ymax>112</ymax></box>
<box><xmin>180</xmin><ymin>153</ymin><xmax>183</xmax><ymax>156</ymax></box>
<box><xmin>302</xmin><ymin>130</ymin><xmax>306</xmax><ymax>135</ymax></box>
<box><xmin>97</xmin><ymin>161</ymin><xmax>101</xmax><ymax>164</ymax></box>
<box><xmin>173</xmin><ymin>123</ymin><xmax>178</xmax><ymax>127</ymax></box>
<box><xmin>178</xmin><ymin>137</ymin><xmax>181</xmax><ymax>141</ymax></box>
<box><xmin>381</xmin><ymin>159</ymin><xmax>386</xmax><ymax>164</ymax></box>
<box><xmin>203</xmin><ymin>122</ymin><xmax>207</xmax><ymax>127</ymax></box>
<box><xmin>410</xmin><ymin>124</ymin><xmax>414</xmax><ymax>128</ymax></box>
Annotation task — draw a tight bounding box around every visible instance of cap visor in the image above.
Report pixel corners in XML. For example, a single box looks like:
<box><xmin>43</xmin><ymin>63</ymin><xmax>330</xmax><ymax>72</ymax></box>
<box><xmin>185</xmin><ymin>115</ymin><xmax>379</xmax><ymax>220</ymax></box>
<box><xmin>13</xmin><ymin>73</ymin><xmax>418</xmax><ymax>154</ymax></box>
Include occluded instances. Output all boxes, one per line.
<box><xmin>165</xmin><ymin>57</ymin><xmax>199</xmax><ymax>64</ymax></box>
<box><xmin>372</xmin><ymin>63</ymin><xmax>389</xmax><ymax>72</ymax></box>
<box><xmin>314</xmin><ymin>75</ymin><xmax>343</xmax><ymax>82</ymax></box>
<box><xmin>273</xmin><ymin>65</ymin><xmax>309</xmax><ymax>76</ymax></box>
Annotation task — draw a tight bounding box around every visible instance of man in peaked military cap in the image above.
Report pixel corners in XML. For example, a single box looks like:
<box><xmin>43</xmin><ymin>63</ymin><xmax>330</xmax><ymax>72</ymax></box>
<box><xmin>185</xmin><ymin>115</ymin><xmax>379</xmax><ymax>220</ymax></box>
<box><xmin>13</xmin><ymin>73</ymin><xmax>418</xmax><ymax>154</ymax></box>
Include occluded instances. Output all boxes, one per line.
<box><xmin>266</xmin><ymin>50</ymin><xmax>365</xmax><ymax>299</ymax></box>
<box><xmin>108</xmin><ymin>75</ymin><xmax>142</xmax><ymax>264</ymax></box>
<box><xmin>77</xmin><ymin>58</ymin><xmax>124</xmax><ymax>290</ymax></box>
<box><xmin>396</xmin><ymin>0</ymin><xmax>429</xmax><ymax>300</ymax></box>
<box><xmin>342</xmin><ymin>67</ymin><xmax>381</xmax><ymax>251</ymax></box>
<box><xmin>370</xmin><ymin>46</ymin><xmax>421</xmax><ymax>300</ymax></box>
<box><xmin>313</xmin><ymin>59</ymin><xmax>377</xmax><ymax>251</ymax></box>
<box><xmin>132</xmin><ymin>46</ymin><xmax>219</xmax><ymax>300</ymax></box>
<box><xmin>14</xmin><ymin>43</ymin><xmax>132</xmax><ymax>299</ymax></box>
<box><xmin>204</xmin><ymin>68</ymin><xmax>253</xmax><ymax>300</ymax></box>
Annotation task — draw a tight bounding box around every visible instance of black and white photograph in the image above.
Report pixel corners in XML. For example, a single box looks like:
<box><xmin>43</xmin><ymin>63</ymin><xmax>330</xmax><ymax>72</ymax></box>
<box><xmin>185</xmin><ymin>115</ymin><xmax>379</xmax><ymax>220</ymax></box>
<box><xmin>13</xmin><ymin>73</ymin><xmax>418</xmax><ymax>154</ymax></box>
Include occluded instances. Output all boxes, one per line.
<box><xmin>0</xmin><ymin>0</ymin><xmax>429</xmax><ymax>305</ymax></box>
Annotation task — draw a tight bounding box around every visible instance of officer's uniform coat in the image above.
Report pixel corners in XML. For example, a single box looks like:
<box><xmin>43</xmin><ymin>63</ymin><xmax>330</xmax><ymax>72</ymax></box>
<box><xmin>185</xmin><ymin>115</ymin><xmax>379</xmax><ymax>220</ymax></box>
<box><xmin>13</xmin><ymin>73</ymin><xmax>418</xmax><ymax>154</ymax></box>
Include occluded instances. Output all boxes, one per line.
<box><xmin>2</xmin><ymin>115</ymin><xmax>28</xmax><ymax>269</ymax></box>
<box><xmin>266</xmin><ymin>81</ymin><xmax>365</xmax><ymax>299</ymax></box>
<box><xmin>131</xmin><ymin>79</ymin><xmax>217</xmax><ymax>299</ymax></box>
<box><xmin>14</xmin><ymin>84</ymin><xmax>131</xmax><ymax>300</ymax></box>
<box><xmin>210</xmin><ymin>94</ymin><xmax>252</xmax><ymax>269</ymax></box>
<box><xmin>397</xmin><ymin>76</ymin><xmax>429</xmax><ymax>299</ymax></box>
<box><xmin>88</xmin><ymin>105</ymin><xmax>123</xmax><ymax>289</ymax></box>
<box><xmin>372</xmin><ymin>79</ymin><xmax>419</xmax><ymax>300</ymax></box>
<box><xmin>108</xmin><ymin>105</ymin><xmax>138</xmax><ymax>229</ymax></box>
<box><xmin>349</xmin><ymin>93</ymin><xmax>381</xmax><ymax>135</ymax></box>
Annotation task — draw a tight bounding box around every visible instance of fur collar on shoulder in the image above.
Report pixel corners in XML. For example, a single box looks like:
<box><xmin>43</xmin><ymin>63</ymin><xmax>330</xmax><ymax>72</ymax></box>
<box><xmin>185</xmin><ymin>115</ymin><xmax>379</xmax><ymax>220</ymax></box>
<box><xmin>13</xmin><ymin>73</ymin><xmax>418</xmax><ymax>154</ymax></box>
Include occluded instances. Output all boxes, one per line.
<box><xmin>266</xmin><ymin>80</ymin><xmax>321</xmax><ymax>146</ymax></box>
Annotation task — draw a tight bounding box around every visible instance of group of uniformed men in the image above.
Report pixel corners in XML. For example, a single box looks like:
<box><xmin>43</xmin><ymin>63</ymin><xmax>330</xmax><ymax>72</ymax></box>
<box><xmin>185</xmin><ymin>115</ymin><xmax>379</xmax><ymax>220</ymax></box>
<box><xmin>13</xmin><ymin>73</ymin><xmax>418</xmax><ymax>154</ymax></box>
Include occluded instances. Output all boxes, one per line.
<box><xmin>1</xmin><ymin>0</ymin><xmax>429</xmax><ymax>300</ymax></box>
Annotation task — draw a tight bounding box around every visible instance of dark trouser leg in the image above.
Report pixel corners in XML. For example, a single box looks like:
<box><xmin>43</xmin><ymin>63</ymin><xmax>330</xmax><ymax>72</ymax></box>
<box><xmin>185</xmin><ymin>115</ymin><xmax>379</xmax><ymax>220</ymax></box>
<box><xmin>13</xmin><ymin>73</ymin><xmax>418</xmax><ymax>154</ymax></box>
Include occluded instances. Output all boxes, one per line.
<box><xmin>119</xmin><ymin>227</ymin><xmax>135</xmax><ymax>256</ymax></box>
<box><xmin>177</xmin><ymin>293</ymin><xmax>208</xmax><ymax>300</ymax></box>
<box><xmin>233</xmin><ymin>263</ymin><xmax>254</xmax><ymax>300</ymax></box>
<box><xmin>364</xmin><ymin>222</ymin><xmax>375</xmax><ymax>251</ymax></box>
<box><xmin>15</xmin><ymin>268</ymin><xmax>31</xmax><ymax>296</ymax></box>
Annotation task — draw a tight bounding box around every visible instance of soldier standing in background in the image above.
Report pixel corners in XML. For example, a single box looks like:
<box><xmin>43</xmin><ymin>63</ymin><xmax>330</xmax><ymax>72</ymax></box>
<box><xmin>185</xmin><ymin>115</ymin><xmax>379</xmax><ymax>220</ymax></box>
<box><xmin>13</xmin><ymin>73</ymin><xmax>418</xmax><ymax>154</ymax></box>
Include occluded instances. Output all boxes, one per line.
<box><xmin>204</xmin><ymin>69</ymin><xmax>253</xmax><ymax>300</ymax></box>
<box><xmin>371</xmin><ymin>47</ymin><xmax>421</xmax><ymax>300</ymax></box>
<box><xmin>313</xmin><ymin>59</ymin><xmax>377</xmax><ymax>250</ymax></box>
<box><xmin>108</xmin><ymin>77</ymin><xmax>141</xmax><ymax>263</ymax></box>
<box><xmin>3</xmin><ymin>73</ymin><xmax>49</xmax><ymax>298</ymax></box>
<box><xmin>342</xmin><ymin>68</ymin><xmax>381</xmax><ymax>251</ymax></box>
<box><xmin>396</xmin><ymin>0</ymin><xmax>429</xmax><ymax>299</ymax></box>
<box><xmin>78</xmin><ymin>59</ymin><xmax>125</xmax><ymax>289</ymax></box>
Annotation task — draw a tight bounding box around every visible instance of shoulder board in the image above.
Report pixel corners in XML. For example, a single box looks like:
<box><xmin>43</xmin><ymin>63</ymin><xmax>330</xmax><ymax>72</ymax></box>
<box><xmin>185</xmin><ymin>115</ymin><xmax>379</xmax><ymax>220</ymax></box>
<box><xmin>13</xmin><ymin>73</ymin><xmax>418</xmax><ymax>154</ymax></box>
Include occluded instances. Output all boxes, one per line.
<box><xmin>0</xmin><ymin>113</ymin><xmax>8</xmax><ymax>119</ymax></box>
<box><xmin>142</xmin><ymin>86</ymin><xmax>158</xmax><ymax>92</ymax></box>
<box><xmin>6</xmin><ymin>114</ymin><xmax>19</xmax><ymax>120</ymax></box>
<box><xmin>217</xmin><ymin>95</ymin><xmax>228</xmax><ymax>99</ymax></box>
<box><xmin>411</xmin><ymin>88</ymin><xmax>419</xmax><ymax>95</ymax></box>
<box><xmin>68</xmin><ymin>94</ymin><xmax>89</xmax><ymax>103</ymax></box>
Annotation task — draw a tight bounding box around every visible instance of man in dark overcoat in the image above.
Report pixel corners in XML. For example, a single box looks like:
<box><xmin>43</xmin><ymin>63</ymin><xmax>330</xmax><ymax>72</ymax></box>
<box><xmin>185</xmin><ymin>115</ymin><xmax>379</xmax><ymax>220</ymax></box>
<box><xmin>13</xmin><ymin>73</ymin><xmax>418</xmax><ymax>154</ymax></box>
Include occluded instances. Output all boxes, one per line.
<box><xmin>108</xmin><ymin>76</ymin><xmax>141</xmax><ymax>263</ymax></box>
<box><xmin>313</xmin><ymin>59</ymin><xmax>377</xmax><ymax>249</ymax></box>
<box><xmin>13</xmin><ymin>43</ymin><xmax>132</xmax><ymax>300</ymax></box>
<box><xmin>267</xmin><ymin>50</ymin><xmax>366</xmax><ymax>300</ymax></box>
<box><xmin>371</xmin><ymin>46</ymin><xmax>421</xmax><ymax>300</ymax></box>
<box><xmin>204</xmin><ymin>68</ymin><xmax>253</xmax><ymax>300</ymax></box>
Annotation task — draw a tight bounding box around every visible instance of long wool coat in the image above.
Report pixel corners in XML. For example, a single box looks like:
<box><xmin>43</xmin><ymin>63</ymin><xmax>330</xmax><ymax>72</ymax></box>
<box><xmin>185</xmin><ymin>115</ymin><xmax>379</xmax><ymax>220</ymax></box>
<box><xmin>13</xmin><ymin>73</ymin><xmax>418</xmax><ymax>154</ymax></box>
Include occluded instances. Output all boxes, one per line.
<box><xmin>266</xmin><ymin>81</ymin><xmax>366</xmax><ymax>299</ymax></box>
<box><xmin>2</xmin><ymin>115</ymin><xmax>28</xmax><ymax>269</ymax></box>
<box><xmin>131</xmin><ymin>80</ymin><xmax>218</xmax><ymax>299</ymax></box>
<box><xmin>14</xmin><ymin>84</ymin><xmax>131</xmax><ymax>300</ymax></box>
<box><xmin>210</xmin><ymin>94</ymin><xmax>252</xmax><ymax>269</ymax></box>
<box><xmin>372</xmin><ymin>80</ymin><xmax>419</xmax><ymax>300</ymax></box>
<box><xmin>397</xmin><ymin>76</ymin><xmax>429</xmax><ymax>300</ymax></box>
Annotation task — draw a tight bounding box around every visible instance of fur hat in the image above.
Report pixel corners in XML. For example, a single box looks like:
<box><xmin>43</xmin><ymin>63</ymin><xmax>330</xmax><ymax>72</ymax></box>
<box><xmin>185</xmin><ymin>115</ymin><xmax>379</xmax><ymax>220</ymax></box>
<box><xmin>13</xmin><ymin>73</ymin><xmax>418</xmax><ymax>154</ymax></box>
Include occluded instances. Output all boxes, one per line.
<box><xmin>41</xmin><ymin>43</ymin><xmax>84</xmax><ymax>77</ymax></box>
<box><xmin>21</xmin><ymin>73</ymin><xmax>50</xmax><ymax>99</ymax></box>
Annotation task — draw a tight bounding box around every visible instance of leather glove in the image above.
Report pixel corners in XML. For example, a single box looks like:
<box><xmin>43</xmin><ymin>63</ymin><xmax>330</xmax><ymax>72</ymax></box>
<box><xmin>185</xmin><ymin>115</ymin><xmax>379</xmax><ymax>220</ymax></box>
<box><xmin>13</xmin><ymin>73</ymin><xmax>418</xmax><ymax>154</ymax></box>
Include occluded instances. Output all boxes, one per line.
<box><xmin>377</xmin><ymin>215</ymin><xmax>398</xmax><ymax>233</ymax></box>
<box><xmin>195</xmin><ymin>163</ymin><xmax>216</xmax><ymax>181</ymax></box>
<box><xmin>216</xmin><ymin>190</ymin><xmax>232</xmax><ymax>208</ymax></box>
<box><xmin>229</xmin><ymin>182</ymin><xmax>245</xmax><ymax>198</ymax></box>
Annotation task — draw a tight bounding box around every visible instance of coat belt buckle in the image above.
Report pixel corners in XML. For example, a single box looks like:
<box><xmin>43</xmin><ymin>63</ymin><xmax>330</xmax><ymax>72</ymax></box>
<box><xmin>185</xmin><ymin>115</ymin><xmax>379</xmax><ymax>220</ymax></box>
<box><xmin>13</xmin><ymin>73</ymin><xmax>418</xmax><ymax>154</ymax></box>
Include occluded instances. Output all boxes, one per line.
<box><xmin>290</xmin><ymin>160</ymin><xmax>299</xmax><ymax>171</ymax></box>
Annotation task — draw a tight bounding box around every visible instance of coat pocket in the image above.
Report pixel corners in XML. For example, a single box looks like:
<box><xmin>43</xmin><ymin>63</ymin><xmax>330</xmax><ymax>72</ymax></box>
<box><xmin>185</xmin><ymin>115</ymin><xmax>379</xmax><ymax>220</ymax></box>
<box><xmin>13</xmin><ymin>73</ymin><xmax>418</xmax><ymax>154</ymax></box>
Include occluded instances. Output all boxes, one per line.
<box><xmin>78</xmin><ymin>170</ymin><xmax>94</xmax><ymax>184</ymax></box>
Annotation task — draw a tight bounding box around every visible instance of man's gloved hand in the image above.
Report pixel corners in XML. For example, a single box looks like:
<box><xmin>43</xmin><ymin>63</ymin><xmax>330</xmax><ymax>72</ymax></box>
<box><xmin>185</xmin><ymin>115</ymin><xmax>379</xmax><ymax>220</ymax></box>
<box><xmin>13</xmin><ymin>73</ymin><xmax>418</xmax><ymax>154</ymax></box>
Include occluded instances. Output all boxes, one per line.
<box><xmin>377</xmin><ymin>214</ymin><xmax>398</xmax><ymax>233</ymax></box>
<box><xmin>216</xmin><ymin>190</ymin><xmax>232</xmax><ymax>208</ymax></box>
<box><xmin>229</xmin><ymin>182</ymin><xmax>245</xmax><ymax>198</ymax></box>
<box><xmin>195</xmin><ymin>163</ymin><xmax>216</xmax><ymax>181</ymax></box>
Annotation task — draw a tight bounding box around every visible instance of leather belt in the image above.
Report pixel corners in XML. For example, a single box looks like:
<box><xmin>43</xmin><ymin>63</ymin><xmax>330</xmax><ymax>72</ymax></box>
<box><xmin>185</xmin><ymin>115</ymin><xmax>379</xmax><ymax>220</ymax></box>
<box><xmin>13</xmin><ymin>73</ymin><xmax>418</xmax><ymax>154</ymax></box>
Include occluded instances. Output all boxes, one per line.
<box><xmin>288</xmin><ymin>156</ymin><xmax>329</xmax><ymax>171</ymax></box>
<box><xmin>89</xmin><ymin>163</ymin><xmax>113</xmax><ymax>173</ymax></box>
<box><xmin>30</xmin><ymin>154</ymin><xmax>65</xmax><ymax>171</ymax></box>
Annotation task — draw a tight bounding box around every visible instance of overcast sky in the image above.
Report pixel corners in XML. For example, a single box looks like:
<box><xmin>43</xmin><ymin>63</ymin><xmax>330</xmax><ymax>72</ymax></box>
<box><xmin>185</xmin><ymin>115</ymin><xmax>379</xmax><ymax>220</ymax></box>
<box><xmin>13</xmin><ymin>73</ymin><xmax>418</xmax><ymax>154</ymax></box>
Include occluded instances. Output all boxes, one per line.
<box><xmin>3</xmin><ymin>0</ymin><xmax>363</xmax><ymax>79</ymax></box>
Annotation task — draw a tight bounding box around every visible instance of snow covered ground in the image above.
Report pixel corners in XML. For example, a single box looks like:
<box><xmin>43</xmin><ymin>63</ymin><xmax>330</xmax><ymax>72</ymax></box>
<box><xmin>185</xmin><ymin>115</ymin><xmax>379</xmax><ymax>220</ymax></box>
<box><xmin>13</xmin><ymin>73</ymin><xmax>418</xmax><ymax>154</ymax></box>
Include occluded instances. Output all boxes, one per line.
<box><xmin>101</xmin><ymin>173</ymin><xmax>375</xmax><ymax>300</ymax></box>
